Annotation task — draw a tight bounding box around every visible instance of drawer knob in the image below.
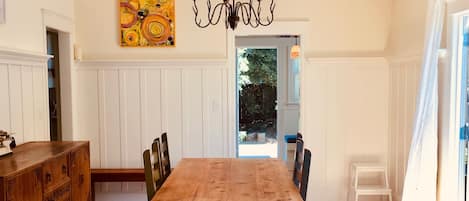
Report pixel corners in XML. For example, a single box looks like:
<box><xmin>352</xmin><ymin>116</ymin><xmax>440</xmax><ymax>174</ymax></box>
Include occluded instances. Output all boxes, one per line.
<box><xmin>62</xmin><ymin>165</ymin><xmax>67</xmax><ymax>174</ymax></box>
<box><xmin>46</xmin><ymin>173</ymin><xmax>52</xmax><ymax>183</ymax></box>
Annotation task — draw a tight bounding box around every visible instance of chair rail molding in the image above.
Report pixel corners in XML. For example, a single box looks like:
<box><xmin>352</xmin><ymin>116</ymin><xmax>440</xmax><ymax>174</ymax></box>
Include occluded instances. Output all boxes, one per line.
<box><xmin>0</xmin><ymin>47</ymin><xmax>51</xmax><ymax>65</ymax></box>
<box><xmin>75</xmin><ymin>59</ymin><xmax>227</xmax><ymax>70</ymax></box>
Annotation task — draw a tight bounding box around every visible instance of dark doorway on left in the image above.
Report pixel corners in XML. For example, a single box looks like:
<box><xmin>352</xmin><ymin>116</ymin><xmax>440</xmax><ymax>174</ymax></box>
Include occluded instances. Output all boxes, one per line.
<box><xmin>47</xmin><ymin>30</ymin><xmax>62</xmax><ymax>141</ymax></box>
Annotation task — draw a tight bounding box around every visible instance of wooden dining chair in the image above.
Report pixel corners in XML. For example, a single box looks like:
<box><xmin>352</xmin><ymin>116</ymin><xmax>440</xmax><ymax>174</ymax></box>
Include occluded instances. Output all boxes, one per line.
<box><xmin>161</xmin><ymin>133</ymin><xmax>171</xmax><ymax>180</ymax></box>
<box><xmin>143</xmin><ymin>139</ymin><xmax>164</xmax><ymax>201</ymax></box>
<box><xmin>293</xmin><ymin>137</ymin><xmax>304</xmax><ymax>187</ymax></box>
<box><xmin>300</xmin><ymin>149</ymin><xmax>311</xmax><ymax>201</ymax></box>
<box><xmin>297</xmin><ymin>132</ymin><xmax>303</xmax><ymax>140</ymax></box>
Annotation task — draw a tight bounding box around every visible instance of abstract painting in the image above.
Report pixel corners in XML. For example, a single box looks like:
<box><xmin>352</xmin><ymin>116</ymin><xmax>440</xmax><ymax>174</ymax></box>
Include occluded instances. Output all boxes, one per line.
<box><xmin>120</xmin><ymin>0</ymin><xmax>175</xmax><ymax>47</ymax></box>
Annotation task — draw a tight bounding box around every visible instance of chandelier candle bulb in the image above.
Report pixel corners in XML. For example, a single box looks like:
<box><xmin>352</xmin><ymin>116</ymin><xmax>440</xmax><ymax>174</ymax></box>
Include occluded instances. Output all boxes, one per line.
<box><xmin>193</xmin><ymin>0</ymin><xmax>275</xmax><ymax>30</ymax></box>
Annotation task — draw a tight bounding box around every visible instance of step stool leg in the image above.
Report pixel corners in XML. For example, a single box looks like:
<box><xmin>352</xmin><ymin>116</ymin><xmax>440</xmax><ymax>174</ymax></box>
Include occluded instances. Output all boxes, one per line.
<box><xmin>355</xmin><ymin>192</ymin><xmax>359</xmax><ymax>201</ymax></box>
<box><xmin>388</xmin><ymin>192</ymin><xmax>392</xmax><ymax>201</ymax></box>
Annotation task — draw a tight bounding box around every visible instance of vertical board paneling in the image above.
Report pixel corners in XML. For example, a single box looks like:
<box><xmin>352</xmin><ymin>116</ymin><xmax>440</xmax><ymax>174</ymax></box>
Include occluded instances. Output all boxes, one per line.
<box><xmin>120</xmin><ymin>70</ymin><xmax>142</xmax><ymax>168</ymax></box>
<box><xmin>163</xmin><ymin>69</ymin><xmax>183</xmax><ymax>167</ymax></box>
<box><xmin>303</xmin><ymin>63</ymin><xmax>328</xmax><ymax>201</ymax></box>
<box><xmin>221</xmin><ymin>69</ymin><xmax>228</xmax><ymax>157</ymax></box>
<box><xmin>0</xmin><ymin>64</ymin><xmax>11</xmax><ymax>131</ymax></box>
<box><xmin>120</xmin><ymin>70</ymin><xmax>143</xmax><ymax>192</ymax></box>
<box><xmin>325</xmin><ymin>65</ymin><xmax>344</xmax><ymax>201</ymax></box>
<box><xmin>22</xmin><ymin>67</ymin><xmax>35</xmax><ymax>142</ymax></box>
<box><xmin>0</xmin><ymin>52</ymin><xmax>54</xmax><ymax>149</ymax></box>
<box><xmin>8</xmin><ymin>65</ymin><xmax>24</xmax><ymax>143</ymax></box>
<box><xmin>203</xmin><ymin>69</ymin><xmax>224</xmax><ymax>157</ymax></box>
<box><xmin>74</xmin><ymin>61</ymin><xmax>228</xmax><ymax>194</ymax></box>
<box><xmin>141</xmin><ymin>69</ymin><xmax>162</xmax><ymax>148</ymax></box>
<box><xmin>388</xmin><ymin>57</ymin><xmax>421</xmax><ymax>201</ymax></box>
<box><xmin>33</xmin><ymin>67</ymin><xmax>47</xmax><ymax>140</ymax></box>
<box><xmin>76</xmin><ymin>70</ymin><xmax>101</xmax><ymax>167</ymax></box>
<box><xmin>182</xmin><ymin>69</ymin><xmax>204</xmax><ymax>157</ymax></box>
<box><xmin>304</xmin><ymin>58</ymin><xmax>390</xmax><ymax>201</ymax></box>
<box><xmin>99</xmin><ymin>70</ymin><xmax>122</xmax><ymax>192</ymax></box>
<box><xmin>76</xmin><ymin>62</ymin><xmax>228</xmax><ymax>171</ymax></box>
<box><xmin>101</xmin><ymin>70</ymin><xmax>121</xmax><ymax>167</ymax></box>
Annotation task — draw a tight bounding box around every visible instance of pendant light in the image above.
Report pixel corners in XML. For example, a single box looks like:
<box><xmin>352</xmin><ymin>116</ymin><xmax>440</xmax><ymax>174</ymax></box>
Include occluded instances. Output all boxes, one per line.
<box><xmin>290</xmin><ymin>36</ymin><xmax>300</xmax><ymax>59</ymax></box>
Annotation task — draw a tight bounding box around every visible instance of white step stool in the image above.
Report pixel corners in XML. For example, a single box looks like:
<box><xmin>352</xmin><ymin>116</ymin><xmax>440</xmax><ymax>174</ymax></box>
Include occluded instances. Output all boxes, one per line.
<box><xmin>349</xmin><ymin>163</ymin><xmax>392</xmax><ymax>201</ymax></box>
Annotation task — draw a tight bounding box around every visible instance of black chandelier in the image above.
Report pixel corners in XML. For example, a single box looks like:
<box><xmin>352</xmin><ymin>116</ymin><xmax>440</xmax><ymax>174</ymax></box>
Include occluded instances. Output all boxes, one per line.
<box><xmin>192</xmin><ymin>0</ymin><xmax>275</xmax><ymax>30</ymax></box>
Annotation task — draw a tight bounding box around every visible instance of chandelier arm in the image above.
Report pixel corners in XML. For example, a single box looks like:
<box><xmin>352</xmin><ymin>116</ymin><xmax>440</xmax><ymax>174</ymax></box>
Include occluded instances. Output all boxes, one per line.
<box><xmin>239</xmin><ymin>3</ymin><xmax>251</xmax><ymax>25</ymax></box>
<box><xmin>193</xmin><ymin>0</ymin><xmax>211</xmax><ymax>28</ymax></box>
<box><xmin>248</xmin><ymin>2</ymin><xmax>261</xmax><ymax>28</ymax></box>
<box><xmin>225</xmin><ymin>2</ymin><xmax>230</xmax><ymax>29</ymax></box>
<box><xmin>209</xmin><ymin>3</ymin><xmax>226</xmax><ymax>25</ymax></box>
<box><xmin>256</xmin><ymin>0</ymin><xmax>275</xmax><ymax>26</ymax></box>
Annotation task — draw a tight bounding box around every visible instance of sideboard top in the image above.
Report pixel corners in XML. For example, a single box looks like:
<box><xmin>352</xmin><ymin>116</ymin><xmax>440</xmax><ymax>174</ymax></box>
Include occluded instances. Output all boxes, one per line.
<box><xmin>0</xmin><ymin>141</ymin><xmax>89</xmax><ymax>177</ymax></box>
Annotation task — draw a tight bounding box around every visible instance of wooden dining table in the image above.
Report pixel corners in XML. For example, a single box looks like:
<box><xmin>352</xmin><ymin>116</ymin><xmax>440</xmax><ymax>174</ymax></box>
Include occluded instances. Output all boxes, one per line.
<box><xmin>152</xmin><ymin>158</ymin><xmax>303</xmax><ymax>201</ymax></box>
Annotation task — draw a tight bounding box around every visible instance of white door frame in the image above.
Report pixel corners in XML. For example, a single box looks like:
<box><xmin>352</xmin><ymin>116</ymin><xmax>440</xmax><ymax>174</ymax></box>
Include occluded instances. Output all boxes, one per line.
<box><xmin>226</xmin><ymin>20</ymin><xmax>311</xmax><ymax>157</ymax></box>
<box><xmin>41</xmin><ymin>9</ymin><xmax>75</xmax><ymax>140</ymax></box>
<box><xmin>235</xmin><ymin>36</ymin><xmax>297</xmax><ymax>158</ymax></box>
<box><xmin>440</xmin><ymin>2</ymin><xmax>469</xmax><ymax>201</ymax></box>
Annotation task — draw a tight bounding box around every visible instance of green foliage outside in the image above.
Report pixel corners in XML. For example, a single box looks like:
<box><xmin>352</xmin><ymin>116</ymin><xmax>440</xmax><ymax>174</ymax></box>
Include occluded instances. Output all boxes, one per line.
<box><xmin>240</xmin><ymin>49</ymin><xmax>277</xmax><ymax>86</ymax></box>
<box><xmin>238</xmin><ymin>48</ymin><xmax>277</xmax><ymax>141</ymax></box>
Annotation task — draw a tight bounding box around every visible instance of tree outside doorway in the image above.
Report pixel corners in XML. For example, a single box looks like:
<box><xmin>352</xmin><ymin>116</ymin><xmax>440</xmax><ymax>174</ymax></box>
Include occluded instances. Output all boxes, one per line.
<box><xmin>238</xmin><ymin>48</ymin><xmax>277</xmax><ymax>145</ymax></box>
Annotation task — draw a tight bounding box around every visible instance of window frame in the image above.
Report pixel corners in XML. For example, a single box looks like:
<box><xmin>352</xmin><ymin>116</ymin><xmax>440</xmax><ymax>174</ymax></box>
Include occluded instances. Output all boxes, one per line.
<box><xmin>440</xmin><ymin>3</ymin><xmax>469</xmax><ymax>201</ymax></box>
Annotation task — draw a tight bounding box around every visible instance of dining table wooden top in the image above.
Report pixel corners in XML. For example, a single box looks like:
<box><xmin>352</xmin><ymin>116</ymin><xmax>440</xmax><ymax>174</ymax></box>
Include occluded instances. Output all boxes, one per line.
<box><xmin>152</xmin><ymin>158</ymin><xmax>303</xmax><ymax>201</ymax></box>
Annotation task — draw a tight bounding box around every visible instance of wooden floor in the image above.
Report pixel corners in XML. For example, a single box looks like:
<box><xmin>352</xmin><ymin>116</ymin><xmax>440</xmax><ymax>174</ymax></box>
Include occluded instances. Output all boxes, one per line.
<box><xmin>153</xmin><ymin>158</ymin><xmax>303</xmax><ymax>201</ymax></box>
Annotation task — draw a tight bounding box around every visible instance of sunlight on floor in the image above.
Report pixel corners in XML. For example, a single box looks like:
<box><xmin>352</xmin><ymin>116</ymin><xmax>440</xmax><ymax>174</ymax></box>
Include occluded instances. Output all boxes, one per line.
<box><xmin>238</xmin><ymin>142</ymin><xmax>278</xmax><ymax>158</ymax></box>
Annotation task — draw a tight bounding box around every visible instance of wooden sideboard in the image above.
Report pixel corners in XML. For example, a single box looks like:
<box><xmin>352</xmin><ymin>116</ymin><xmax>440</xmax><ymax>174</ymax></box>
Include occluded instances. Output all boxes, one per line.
<box><xmin>0</xmin><ymin>141</ymin><xmax>90</xmax><ymax>201</ymax></box>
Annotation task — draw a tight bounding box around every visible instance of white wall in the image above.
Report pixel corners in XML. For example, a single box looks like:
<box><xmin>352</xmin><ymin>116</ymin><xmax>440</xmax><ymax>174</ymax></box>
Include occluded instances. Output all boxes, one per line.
<box><xmin>386</xmin><ymin>0</ymin><xmax>428</xmax><ymax>57</ymax></box>
<box><xmin>74</xmin><ymin>0</ymin><xmax>392</xmax><ymax>60</ymax></box>
<box><xmin>302</xmin><ymin>58</ymin><xmax>390</xmax><ymax>201</ymax></box>
<box><xmin>0</xmin><ymin>0</ymin><xmax>74</xmax><ymax>53</ymax></box>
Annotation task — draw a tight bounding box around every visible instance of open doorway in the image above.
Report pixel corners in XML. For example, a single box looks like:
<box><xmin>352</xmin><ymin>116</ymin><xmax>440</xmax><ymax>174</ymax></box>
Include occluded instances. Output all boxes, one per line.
<box><xmin>236</xmin><ymin>36</ymin><xmax>301</xmax><ymax>159</ymax></box>
<box><xmin>46</xmin><ymin>30</ymin><xmax>62</xmax><ymax>141</ymax></box>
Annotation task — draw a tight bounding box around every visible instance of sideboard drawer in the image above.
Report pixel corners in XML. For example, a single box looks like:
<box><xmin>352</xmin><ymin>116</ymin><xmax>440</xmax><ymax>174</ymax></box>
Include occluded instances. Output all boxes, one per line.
<box><xmin>42</xmin><ymin>154</ymin><xmax>70</xmax><ymax>193</ymax></box>
<box><xmin>0</xmin><ymin>142</ymin><xmax>90</xmax><ymax>201</ymax></box>
<box><xmin>44</xmin><ymin>182</ymin><xmax>71</xmax><ymax>201</ymax></box>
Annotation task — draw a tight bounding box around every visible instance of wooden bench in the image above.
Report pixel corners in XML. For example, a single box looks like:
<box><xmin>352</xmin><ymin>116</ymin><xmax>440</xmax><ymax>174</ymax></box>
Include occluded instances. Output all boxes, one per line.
<box><xmin>91</xmin><ymin>168</ymin><xmax>145</xmax><ymax>201</ymax></box>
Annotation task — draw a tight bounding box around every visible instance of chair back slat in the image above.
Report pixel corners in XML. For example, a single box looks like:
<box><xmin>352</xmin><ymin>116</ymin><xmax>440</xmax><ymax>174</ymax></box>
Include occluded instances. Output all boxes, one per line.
<box><xmin>143</xmin><ymin>139</ymin><xmax>164</xmax><ymax>201</ymax></box>
<box><xmin>143</xmin><ymin>150</ymin><xmax>155</xmax><ymax>201</ymax></box>
<box><xmin>293</xmin><ymin>137</ymin><xmax>304</xmax><ymax>187</ymax></box>
<box><xmin>297</xmin><ymin>133</ymin><xmax>303</xmax><ymax>140</ymax></box>
<box><xmin>300</xmin><ymin>149</ymin><xmax>311</xmax><ymax>201</ymax></box>
<box><xmin>161</xmin><ymin>133</ymin><xmax>171</xmax><ymax>179</ymax></box>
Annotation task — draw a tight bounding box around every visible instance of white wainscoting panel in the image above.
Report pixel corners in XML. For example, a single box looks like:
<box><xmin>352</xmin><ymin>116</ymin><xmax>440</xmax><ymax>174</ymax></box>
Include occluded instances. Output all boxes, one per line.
<box><xmin>302</xmin><ymin>57</ymin><xmax>390</xmax><ymax>201</ymax></box>
<box><xmin>0</xmin><ymin>49</ymin><xmax>50</xmax><ymax>144</ymax></box>
<box><xmin>75</xmin><ymin>60</ymin><xmax>228</xmax><ymax>193</ymax></box>
<box><xmin>388</xmin><ymin>56</ymin><xmax>421</xmax><ymax>201</ymax></box>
